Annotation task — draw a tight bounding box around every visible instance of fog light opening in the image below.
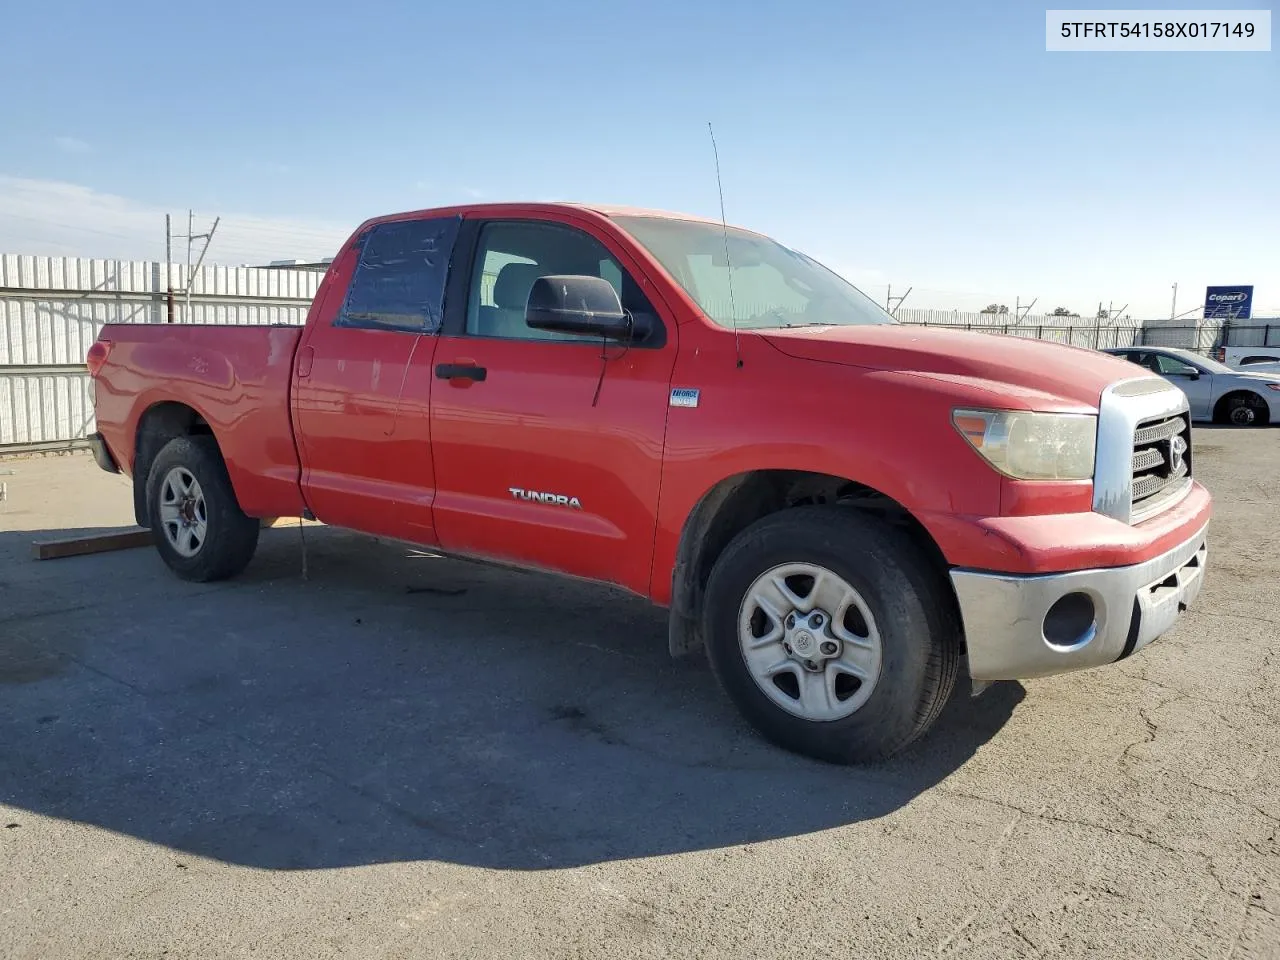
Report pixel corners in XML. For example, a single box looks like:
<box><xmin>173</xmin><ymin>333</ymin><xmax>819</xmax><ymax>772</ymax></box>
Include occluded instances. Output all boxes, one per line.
<box><xmin>1043</xmin><ymin>592</ymin><xmax>1097</xmax><ymax>651</ymax></box>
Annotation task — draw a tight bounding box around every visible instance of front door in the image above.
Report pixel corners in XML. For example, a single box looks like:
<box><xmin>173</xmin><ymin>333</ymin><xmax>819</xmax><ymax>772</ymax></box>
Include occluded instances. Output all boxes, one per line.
<box><xmin>429</xmin><ymin>217</ymin><xmax>677</xmax><ymax>595</ymax></box>
<box><xmin>292</xmin><ymin>215</ymin><xmax>459</xmax><ymax>543</ymax></box>
<box><xmin>1150</xmin><ymin>353</ymin><xmax>1214</xmax><ymax>420</ymax></box>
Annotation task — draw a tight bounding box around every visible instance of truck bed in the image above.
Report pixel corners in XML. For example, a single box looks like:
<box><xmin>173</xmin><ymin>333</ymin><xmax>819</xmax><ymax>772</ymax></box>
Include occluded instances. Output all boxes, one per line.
<box><xmin>92</xmin><ymin>323</ymin><xmax>308</xmax><ymax>520</ymax></box>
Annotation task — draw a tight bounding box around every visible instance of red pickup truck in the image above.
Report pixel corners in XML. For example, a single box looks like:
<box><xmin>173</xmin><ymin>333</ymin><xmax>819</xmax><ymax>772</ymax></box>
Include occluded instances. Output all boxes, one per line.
<box><xmin>86</xmin><ymin>202</ymin><xmax>1212</xmax><ymax>763</ymax></box>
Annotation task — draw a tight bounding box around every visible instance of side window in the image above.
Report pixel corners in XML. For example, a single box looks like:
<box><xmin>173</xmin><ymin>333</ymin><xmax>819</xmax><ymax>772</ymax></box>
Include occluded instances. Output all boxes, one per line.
<box><xmin>337</xmin><ymin>216</ymin><xmax>460</xmax><ymax>333</ymax></box>
<box><xmin>598</xmin><ymin>258</ymin><xmax>623</xmax><ymax>299</ymax></box>
<box><xmin>466</xmin><ymin>220</ymin><xmax>659</xmax><ymax>342</ymax></box>
<box><xmin>1129</xmin><ymin>352</ymin><xmax>1160</xmax><ymax>373</ymax></box>
<box><xmin>1155</xmin><ymin>355</ymin><xmax>1198</xmax><ymax>376</ymax></box>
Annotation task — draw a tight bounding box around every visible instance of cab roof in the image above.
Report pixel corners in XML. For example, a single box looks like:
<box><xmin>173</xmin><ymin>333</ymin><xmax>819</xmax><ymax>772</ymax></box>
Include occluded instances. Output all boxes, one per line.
<box><xmin>568</xmin><ymin>202</ymin><xmax>725</xmax><ymax>225</ymax></box>
<box><xmin>358</xmin><ymin>200</ymin><xmax>764</xmax><ymax>240</ymax></box>
<box><xmin>460</xmin><ymin>201</ymin><xmax>736</xmax><ymax>227</ymax></box>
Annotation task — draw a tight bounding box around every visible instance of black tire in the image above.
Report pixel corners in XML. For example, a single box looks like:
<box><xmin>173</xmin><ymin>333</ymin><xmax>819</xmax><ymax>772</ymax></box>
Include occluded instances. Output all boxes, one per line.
<box><xmin>145</xmin><ymin>435</ymin><xmax>260</xmax><ymax>582</ymax></box>
<box><xmin>1216</xmin><ymin>392</ymin><xmax>1270</xmax><ymax>427</ymax></box>
<box><xmin>702</xmin><ymin>507</ymin><xmax>961</xmax><ymax>764</ymax></box>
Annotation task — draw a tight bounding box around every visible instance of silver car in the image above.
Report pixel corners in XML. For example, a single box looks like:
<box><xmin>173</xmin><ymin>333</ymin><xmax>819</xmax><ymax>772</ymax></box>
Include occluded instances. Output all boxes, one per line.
<box><xmin>1104</xmin><ymin>346</ymin><xmax>1280</xmax><ymax>426</ymax></box>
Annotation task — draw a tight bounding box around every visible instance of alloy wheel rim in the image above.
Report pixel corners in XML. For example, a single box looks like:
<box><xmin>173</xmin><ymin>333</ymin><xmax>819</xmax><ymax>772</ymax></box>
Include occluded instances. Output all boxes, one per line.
<box><xmin>737</xmin><ymin>562</ymin><xmax>883</xmax><ymax>722</ymax></box>
<box><xmin>158</xmin><ymin>467</ymin><xmax>208</xmax><ymax>558</ymax></box>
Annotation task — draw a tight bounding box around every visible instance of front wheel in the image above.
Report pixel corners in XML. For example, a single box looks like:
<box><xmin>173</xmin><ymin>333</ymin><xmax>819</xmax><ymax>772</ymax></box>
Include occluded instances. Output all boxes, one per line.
<box><xmin>1218</xmin><ymin>392</ymin><xmax>1270</xmax><ymax>427</ymax></box>
<box><xmin>145</xmin><ymin>435</ymin><xmax>260</xmax><ymax>582</ymax></box>
<box><xmin>702</xmin><ymin>507</ymin><xmax>961</xmax><ymax>764</ymax></box>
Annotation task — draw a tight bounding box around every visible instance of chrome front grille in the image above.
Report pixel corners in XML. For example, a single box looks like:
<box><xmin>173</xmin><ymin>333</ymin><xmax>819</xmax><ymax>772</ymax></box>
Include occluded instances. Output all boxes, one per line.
<box><xmin>1134</xmin><ymin>416</ymin><xmax>1184</xmax><ymax>446</ymax></box>
<box><xmin>1093</xmin><ymin>377</ymin><xmax>1194</xmax><ymax>525</ymax></box>
<box><xmin>1130</xmin><ymin>412</ymin><xmax>1192</xmax><ymax>520</ymax></box>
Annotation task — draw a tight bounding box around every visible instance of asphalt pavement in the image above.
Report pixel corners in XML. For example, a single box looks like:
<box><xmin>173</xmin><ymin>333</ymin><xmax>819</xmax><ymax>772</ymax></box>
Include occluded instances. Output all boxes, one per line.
<box><xmin>1</xmin><ymin>429</ymin><xmax>1276</xmax><ymax>959</ymax></box>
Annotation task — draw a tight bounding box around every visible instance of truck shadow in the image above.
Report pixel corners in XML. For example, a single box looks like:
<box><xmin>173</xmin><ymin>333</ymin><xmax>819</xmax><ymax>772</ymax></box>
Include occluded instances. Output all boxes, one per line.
<box><xmin>0</xmin><ymin>524</ymin><xmax>1023</xmax><ymax>872</ymax></box>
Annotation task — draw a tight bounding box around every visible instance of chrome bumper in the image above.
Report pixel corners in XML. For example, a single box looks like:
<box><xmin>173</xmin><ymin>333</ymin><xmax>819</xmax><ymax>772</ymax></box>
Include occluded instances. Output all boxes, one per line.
<box><xmin>951</xmin><ymin>524</ymin><xmax>1209</xmax><ymax>681</ymax></box>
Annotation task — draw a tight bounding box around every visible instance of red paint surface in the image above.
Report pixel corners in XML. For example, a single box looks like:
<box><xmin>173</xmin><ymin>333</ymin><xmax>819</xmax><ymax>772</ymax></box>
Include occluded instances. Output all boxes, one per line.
<box><xmin>90</xmin><ymin>202</ymin><xmax>1213</xmax><ymax>604</ymax></box>
<box><xmin>92</xmin><ymin>324</ymin><xmax>306</xmax><ymax>519</ymax></box>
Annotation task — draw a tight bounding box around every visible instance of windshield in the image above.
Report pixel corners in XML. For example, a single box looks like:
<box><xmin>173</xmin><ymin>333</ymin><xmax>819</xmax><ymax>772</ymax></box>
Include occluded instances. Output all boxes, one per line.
<box><xmin>613</xmin><ymin>216</ymin><xmax>895</xmax><ymax>330</ymax></box>
<box><xmin>1172</xmin><ymin>351</ymin><xmax>1232</xmax><ymax>374</ymax></box>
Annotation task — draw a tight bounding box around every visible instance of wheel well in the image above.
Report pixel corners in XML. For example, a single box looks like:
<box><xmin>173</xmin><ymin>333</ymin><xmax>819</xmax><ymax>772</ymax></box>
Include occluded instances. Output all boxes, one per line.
<box><xmin>1214</xmin><ymin>390</ymin><xmax>1270</xmax><ymax>424</ymax></box>
<box><xmin>668</xmin><ymin>470</ymin><xmax>954</xmax><ymax>656</ymax></box>
<box><xmin>131</xmin><ymin>402</ymin><xmax>216</xmax><ymax>527</ymax></box>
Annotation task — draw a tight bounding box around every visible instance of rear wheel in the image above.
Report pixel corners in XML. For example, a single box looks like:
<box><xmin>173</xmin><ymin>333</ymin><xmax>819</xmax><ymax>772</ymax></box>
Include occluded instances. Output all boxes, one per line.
<box><xmin>702</xmin><ymin>507</ymin><xmax>961</xmax><ymax>764</ymax></box>
<box><xmin>146</xmin><ymin>435</ymin><xmax>260</xmax><ymax>582</ymax></box>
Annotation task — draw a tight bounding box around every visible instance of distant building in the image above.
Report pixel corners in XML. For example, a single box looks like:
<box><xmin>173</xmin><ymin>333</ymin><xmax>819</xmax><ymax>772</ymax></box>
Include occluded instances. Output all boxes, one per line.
<box><xmin>258</xmin><ymin>258</ymin><xmax>333</xmax><ymax>272</ymax></box>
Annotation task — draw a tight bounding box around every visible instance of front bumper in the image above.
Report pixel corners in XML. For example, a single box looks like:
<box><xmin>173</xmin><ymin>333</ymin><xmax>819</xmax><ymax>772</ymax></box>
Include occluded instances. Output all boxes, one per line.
<box><xmin>87</xmin><ymin>431</ymin><xmax>120</xmax><ymax>474</ymax></box>
<box><xmin>951</xmin><ymin>522</ymin><xmax>1208</xmax><ymax>681</ymax></box>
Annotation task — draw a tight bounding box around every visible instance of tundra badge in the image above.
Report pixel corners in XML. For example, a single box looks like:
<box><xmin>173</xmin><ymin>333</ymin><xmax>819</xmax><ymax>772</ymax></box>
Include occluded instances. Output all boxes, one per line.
<box><xmin>509</xmin><ymin>487</ymin><xmax>583</xmax><ymax>509</ymax></box>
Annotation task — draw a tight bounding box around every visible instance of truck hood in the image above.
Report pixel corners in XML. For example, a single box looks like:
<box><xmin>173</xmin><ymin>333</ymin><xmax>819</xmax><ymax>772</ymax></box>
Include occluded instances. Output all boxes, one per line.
<box><xmin>762</xmin><ymin>325</ymin><xmax>1139</xmax><ymax>408</ymax></box>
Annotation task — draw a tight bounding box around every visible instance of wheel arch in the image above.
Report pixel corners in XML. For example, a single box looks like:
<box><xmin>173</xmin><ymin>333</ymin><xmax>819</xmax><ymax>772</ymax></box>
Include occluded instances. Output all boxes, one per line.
<box><xmin>1213</xmin><ymin>389</ymin><xmax>1271</xmax><ymax>426</ymax></box>
<box><xmin>131</xmin><ymin>400</ymin><xmax>220</xmax><ymax>527</ymax></box>
<box><xmin>666</xmin><ymin>469</ymin><xmax>955</xmax><ymax>658</ymax></box>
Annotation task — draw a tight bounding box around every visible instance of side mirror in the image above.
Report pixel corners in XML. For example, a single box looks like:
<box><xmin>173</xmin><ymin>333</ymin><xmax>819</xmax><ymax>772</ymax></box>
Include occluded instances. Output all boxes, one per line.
<box><xmin>526</xmin><ymin>275</ymin><xmax>633</xmax><ymax>340</ymax></box>
<box><xmin>1188</xmin><ymin>371</ymin><xmax>1201</xmax><ymax>381</ymax></box>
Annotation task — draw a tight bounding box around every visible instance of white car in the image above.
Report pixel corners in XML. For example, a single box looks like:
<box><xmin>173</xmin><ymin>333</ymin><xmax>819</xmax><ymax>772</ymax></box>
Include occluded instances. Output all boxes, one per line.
<box><xmin>1219</xmin><ymin>346</ymin><xmax>1280</xmax><ymax>373</ymax></box>
<box><xmin>1234</xmin><ymin>356</ymin><xmax>1280</xmax><ymax>376</ymax></box>
<box><xmin>1105</xmin><ymin>346</ymin><xmax>1280</xmax><ymax>426</ymax></box>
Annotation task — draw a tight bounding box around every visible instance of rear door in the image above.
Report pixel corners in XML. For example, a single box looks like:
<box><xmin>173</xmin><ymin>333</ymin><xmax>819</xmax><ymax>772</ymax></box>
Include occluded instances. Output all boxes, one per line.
<box><xmin>292</xmin><ymin>216</ymin><xmax>460</xmax><ymax>543</ymax></box>
<box><xmin>428</xmin><ymin>216</ymin><xmax>678</xmax><ymax>595</ymax></box>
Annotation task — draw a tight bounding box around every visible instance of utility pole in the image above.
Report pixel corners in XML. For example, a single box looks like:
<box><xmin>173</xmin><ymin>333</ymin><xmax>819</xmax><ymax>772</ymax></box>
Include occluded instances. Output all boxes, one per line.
<box><xmin>176</xmin><ymin>211</ymin><xmax>219</xmax><ymax>323</ymax></box>
<box><xmin>186</xmin><ymin>210</ymin><xmax>194</xmax><ymax>322</ymax></box>
<box><xmin>164</xmin><ymin>214</ymin><xmax>174</xmax><ymax>323</ymax></box>
<box><xmin>885</xmin><ymin>284</ymin><xmax>912</xmax><ymax>316</ymax></box>
<box><xmin>1170</xmin><ymin>282</ymin><xmax>1178</xmax><ymax>320</ymax></box>
<box><xmin>1015</xmin><ymin>297</ymin><xmax>1037</xmax><ymax>323</ymax></box>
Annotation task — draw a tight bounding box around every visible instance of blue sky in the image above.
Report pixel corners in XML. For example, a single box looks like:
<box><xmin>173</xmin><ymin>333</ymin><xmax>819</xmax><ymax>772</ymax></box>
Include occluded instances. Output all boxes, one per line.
<box><xmin>0</xmin><ymin>0</ymin><xmax>1275</xmax><ymax>316</ymax></box>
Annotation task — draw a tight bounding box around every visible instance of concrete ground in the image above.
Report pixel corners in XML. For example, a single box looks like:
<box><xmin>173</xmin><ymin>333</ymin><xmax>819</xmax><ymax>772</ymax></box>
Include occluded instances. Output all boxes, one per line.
<box><xmin>0</xmin><ymin>430</ymin><xmax>1276</xmax><ymax>960</ymax></box>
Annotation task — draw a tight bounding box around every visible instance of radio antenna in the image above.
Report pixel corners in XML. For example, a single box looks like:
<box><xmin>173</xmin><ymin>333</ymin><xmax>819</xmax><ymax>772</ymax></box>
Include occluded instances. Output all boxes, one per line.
<box><xmin>707</xmin><ymin>122</ymin><xmax>743</xmax><ymax>369</ymax></box>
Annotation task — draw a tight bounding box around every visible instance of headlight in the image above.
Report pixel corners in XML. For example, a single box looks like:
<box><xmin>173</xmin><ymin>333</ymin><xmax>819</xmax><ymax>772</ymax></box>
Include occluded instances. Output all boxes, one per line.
<box><xmin>953</xmin><ymin>409</ymin><xmax>1097</xmax><ymax>480</ymax></box>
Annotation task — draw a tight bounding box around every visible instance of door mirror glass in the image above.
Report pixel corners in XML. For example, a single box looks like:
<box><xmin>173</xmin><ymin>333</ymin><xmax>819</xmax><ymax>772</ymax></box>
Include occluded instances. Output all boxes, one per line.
<box><xmin>526</xmin><ymin>275</ymin><xmax>634</xmax><ymax>340</ymax></box>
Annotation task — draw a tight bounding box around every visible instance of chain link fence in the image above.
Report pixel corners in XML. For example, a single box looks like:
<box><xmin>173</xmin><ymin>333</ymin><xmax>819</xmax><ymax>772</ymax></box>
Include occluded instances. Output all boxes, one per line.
<box><xmin>896</xmin><ymin>317</ymin><xmax>1279</xmax><ymax>358</ymax></box>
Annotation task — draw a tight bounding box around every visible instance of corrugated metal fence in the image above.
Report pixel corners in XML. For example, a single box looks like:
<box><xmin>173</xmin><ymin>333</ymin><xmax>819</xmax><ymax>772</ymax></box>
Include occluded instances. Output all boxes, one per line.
<box><xmin>1</xmin><ymin>251</ymin><xmax>1274</xmax><ymax>453</ymax></box>
<box><xmin>0</xmin><ymin>255</ymin><xmax>322</xmax><ymax>451</ymax></box>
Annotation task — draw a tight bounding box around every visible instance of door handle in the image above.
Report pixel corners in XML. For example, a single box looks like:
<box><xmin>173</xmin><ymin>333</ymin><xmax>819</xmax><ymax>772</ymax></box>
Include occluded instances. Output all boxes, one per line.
<box><xmin>435</xmin><ymin>362</ymin><xmax>487</xmax><ymax>382</ymax></box>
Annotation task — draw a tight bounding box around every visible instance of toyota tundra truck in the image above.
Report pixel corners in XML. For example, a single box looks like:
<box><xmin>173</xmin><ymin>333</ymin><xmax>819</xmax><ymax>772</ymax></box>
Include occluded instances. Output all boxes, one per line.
<box><xmin>85</xmin><ymin>202</ymin><xmax>1212</xmax><ymax>763</ymax></box>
